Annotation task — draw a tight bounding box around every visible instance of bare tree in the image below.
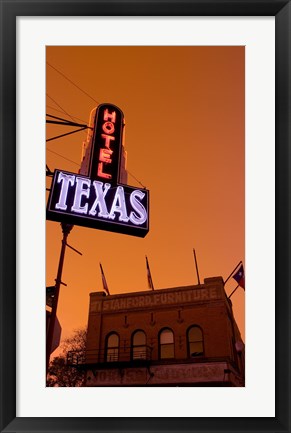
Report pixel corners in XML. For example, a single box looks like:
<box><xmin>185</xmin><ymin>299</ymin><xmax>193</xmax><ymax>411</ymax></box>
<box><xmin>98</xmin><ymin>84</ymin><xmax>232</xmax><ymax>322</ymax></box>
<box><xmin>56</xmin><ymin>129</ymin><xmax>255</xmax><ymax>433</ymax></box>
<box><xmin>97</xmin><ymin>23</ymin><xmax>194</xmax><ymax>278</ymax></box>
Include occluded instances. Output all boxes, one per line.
<box><xmin>47</xmin><ymin>327</ymin><xmax>87</xmax><ymax>387</ymax></box>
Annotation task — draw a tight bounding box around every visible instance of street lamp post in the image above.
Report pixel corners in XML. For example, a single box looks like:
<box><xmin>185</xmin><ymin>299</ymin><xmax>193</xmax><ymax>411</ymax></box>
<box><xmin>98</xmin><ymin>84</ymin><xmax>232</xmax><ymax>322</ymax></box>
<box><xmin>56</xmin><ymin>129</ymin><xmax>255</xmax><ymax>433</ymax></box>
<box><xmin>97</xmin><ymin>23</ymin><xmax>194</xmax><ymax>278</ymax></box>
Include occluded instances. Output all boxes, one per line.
<box><xmin>46</xmin><ymin>223</ymin><xmax>73</xmax><ymax>375</ymax></box>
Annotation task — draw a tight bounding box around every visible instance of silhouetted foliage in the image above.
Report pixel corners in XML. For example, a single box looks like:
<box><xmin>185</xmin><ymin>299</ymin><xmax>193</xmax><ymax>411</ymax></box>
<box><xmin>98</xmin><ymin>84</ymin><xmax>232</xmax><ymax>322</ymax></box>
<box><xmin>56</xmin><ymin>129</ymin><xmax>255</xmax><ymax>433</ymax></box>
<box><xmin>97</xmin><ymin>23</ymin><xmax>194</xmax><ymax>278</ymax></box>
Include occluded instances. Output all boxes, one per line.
<box><xmin>47</xmin><ymin>328</ymin><xmax>86</xmax><ymax>387</ymax></box>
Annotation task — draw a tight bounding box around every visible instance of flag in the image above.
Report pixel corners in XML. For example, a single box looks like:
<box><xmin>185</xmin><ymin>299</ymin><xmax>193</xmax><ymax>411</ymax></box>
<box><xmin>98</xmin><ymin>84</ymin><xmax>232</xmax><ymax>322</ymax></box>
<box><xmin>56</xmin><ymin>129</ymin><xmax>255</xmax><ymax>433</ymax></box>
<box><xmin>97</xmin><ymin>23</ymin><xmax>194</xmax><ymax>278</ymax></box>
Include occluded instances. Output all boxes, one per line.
<box><xmin>145</xmin><ymin>256</ymin><xmax>154</xmax><ymax>290</ymax></box>
<box><xmin>232</xmin><ymin>264</ymin><xmax>245</xmax><ymax>290</ymax></box>
<box><xmin>100</xmin><ymin>263</ymin><xmax>110</xmax><ymax>295</ymax></box>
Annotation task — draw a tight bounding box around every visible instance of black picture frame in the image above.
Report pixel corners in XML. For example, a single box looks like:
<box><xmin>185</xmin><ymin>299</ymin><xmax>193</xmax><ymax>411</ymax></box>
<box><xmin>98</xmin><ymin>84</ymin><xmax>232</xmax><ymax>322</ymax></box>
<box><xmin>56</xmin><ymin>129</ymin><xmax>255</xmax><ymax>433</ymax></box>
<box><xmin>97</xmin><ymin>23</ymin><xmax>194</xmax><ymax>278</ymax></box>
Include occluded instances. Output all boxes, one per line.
<box><xmin>0</xmin><ymin>1</ymin><xmax>290</xmax><ymax>432</ymax></box>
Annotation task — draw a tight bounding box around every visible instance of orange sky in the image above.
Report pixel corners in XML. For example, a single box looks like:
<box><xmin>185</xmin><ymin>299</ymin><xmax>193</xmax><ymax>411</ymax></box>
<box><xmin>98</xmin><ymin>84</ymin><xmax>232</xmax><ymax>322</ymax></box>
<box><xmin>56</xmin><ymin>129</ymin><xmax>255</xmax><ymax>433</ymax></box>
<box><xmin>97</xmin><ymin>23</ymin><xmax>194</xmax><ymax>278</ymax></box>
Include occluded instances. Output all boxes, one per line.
<box><xmin>46</xmin><ymin>46</ymin><xmax>245</xmax><ymax>353</ymax></box>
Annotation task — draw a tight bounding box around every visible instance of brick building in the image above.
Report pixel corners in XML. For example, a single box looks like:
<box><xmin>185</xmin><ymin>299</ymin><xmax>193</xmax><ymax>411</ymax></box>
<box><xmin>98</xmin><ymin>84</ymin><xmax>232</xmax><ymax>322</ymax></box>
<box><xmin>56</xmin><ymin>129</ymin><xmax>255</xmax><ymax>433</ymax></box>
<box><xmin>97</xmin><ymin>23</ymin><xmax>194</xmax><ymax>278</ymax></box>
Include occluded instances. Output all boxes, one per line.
<box><xmin>68</xmin><ymin>276</ymin><xmax>245</xmax><ymax>386</ymax></box>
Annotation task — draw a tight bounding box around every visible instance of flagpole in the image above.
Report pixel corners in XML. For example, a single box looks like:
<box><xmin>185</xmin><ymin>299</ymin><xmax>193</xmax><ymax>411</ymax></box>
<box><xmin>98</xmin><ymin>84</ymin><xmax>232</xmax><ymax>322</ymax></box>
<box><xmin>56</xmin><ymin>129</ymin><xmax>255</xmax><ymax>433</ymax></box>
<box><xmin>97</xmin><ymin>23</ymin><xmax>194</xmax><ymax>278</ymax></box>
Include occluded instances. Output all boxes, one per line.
<box><xmin>193</xmin><ymin>249</ymin><xmax>201</xmax><ymax>285</ymax></box>
<box><xmin>228</xmin><ymin>284</ymin><xmax>239</xmax><ymax>299</ymax></box>
<box><xmin>146</xmin><ymin>255</ymin><xmax>154</xmax><ymax>290</ymax></box>
<box><xmin>100</xmin><ymin>263</ymin><xmax>110</xmax><ymax>295</ymax></box>
<box><xmin>224</xmin><ymin>261</ymin><xmax>242</xmax><ymax>286</ymax></box>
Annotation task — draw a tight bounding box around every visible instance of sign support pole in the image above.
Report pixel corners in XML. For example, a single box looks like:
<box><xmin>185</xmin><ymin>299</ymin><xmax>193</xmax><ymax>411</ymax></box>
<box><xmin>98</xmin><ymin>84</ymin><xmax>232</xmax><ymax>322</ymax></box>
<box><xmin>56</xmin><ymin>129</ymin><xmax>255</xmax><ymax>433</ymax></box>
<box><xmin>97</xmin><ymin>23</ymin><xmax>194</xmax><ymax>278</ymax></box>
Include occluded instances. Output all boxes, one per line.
<box><xmin>46</xmin><ymin>223</ymin><xmax>73</xmax><ymax>375</ymax></box>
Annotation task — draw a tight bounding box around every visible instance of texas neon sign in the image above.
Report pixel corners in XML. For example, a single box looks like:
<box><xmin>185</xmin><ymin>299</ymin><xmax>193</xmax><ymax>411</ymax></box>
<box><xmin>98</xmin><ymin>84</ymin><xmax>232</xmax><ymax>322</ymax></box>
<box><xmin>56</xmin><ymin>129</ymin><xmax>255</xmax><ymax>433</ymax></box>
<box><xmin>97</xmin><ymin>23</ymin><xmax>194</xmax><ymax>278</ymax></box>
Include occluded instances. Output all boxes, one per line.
<box><xmin>47</xmin><ymin>103</ymin><xmax>149</xmax><ymax>237</ymax></box>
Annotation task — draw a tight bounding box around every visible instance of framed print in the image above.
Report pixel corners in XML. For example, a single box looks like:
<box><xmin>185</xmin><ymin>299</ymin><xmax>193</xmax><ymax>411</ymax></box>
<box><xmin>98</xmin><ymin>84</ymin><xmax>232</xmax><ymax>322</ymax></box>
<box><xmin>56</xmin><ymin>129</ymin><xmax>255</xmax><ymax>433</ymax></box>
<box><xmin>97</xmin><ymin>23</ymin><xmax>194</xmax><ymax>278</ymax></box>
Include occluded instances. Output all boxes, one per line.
<box><xmin>0</xmin><ymin>1</ymin><xmax>290</xmax><ymax>432</ymax></box>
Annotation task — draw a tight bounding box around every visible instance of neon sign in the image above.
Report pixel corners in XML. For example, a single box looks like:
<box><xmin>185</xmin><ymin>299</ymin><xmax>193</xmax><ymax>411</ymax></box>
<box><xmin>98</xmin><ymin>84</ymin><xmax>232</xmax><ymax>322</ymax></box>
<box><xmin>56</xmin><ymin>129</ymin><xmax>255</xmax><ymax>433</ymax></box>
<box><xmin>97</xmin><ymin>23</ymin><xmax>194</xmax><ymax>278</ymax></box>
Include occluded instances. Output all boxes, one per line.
<box><xmin>89</xmin><ymin>104</ymin><xmax>124</xmax><ymax>184</ymax></box>
<box><xmin>47</xmin><ymin>170</ymin><xmax>149</xmax><ymax>237</ymax></box>
<box><xmin>47</xmin><ymin>103</ymin><xmax>149</xmax><ymax>237</ymax></box>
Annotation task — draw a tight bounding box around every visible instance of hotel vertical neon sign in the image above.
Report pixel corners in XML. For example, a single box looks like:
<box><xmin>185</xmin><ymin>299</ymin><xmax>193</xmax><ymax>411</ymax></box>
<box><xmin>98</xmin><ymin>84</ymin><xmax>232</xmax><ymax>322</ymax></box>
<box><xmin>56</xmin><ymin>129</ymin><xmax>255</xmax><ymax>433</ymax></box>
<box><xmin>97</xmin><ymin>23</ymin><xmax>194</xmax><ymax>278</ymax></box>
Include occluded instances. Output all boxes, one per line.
<box><xmin>89</xmin><ymin>104</ymin><xmax>124</xmax><ymax>184</ymax></box>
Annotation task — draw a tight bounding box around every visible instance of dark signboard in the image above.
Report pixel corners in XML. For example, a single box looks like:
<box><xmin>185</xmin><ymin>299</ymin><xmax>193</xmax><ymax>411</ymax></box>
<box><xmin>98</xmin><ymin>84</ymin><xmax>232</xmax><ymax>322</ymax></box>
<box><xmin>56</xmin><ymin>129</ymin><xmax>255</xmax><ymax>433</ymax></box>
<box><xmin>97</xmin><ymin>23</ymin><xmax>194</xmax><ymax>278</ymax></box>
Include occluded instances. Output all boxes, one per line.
<box><xmin>88</xmin><ymin>103</ymin><xmax>124</xmax><ymax>184</ymax></box>
<box><xmin>46</xmin><ymin>285</ymin><xmax>56</xmax><ymax>308</ymax></box>
<box><xmin>47</xmin><ymin>169</ymin><xmax>149</xmax><ymax>238</ymax></box>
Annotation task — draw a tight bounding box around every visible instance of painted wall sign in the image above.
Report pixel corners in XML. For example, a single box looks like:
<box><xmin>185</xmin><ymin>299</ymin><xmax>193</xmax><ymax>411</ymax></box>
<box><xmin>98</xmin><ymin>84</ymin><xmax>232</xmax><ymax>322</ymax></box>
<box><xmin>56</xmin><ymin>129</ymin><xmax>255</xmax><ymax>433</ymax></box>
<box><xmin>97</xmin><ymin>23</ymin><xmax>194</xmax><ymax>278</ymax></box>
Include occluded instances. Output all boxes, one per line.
<box><xmin>86</xmin><ymin>362</ymin><xmax>233</xmax><ymax>386</ymax></box>
<box><xmin>47</xmin><ymin>169</ymin><xmax>149</xmax><ymax>237</ymax></box>
<box><xmin>89</xmin><ymin>286</ymin><xmax>220</xmax><ymax>313</ymax></box>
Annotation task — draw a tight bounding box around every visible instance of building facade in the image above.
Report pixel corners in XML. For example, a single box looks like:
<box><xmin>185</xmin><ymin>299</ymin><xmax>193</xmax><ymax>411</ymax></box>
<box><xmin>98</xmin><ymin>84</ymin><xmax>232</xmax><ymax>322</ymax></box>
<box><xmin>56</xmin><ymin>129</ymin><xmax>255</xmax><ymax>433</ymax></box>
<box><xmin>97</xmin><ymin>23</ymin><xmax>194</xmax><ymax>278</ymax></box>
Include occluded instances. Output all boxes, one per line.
<box><xmin>68</xmin><ymin>276</ymin><xmax>245</xmax><ymax>386</ymax></box>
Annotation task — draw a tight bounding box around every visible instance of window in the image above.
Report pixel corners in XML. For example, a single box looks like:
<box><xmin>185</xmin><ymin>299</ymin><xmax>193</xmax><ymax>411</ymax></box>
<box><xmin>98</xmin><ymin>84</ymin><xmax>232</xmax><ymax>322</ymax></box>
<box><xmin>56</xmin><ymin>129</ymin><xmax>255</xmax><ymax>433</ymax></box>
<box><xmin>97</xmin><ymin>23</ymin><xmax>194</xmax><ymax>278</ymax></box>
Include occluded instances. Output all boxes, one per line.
<box><xmin>106</xmin><ymin>333</ymin><xmax>119</xmax><ymax>362</ymax></box>
<box><xmin>159</xmin><ymin>328</ymin><xmax>174</xmax><ymax>359</ymax></box>
<box><xmin>132</xmin><ymin>330</ymin><xmax>147</xmax><ymax>360</ymax></box>
<box><xmin>187</xmin><ymin>326</ymin><xmax>204</xmax><ymax>357</ymax></box>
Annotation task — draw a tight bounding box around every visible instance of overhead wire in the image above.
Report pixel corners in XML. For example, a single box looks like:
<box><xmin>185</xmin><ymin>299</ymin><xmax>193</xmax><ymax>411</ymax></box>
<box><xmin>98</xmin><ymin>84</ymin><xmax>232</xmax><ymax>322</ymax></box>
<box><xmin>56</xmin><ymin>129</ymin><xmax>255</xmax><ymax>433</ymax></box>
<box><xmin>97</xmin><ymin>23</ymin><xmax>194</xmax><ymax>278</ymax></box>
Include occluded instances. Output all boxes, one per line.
<box><xmin>46</xmin><ymin>62</ymin><xmax>146</xmax><ymax>188</ymax></box>
<box><xmin>47</xmin><ymin>148</ymin><xmax>80</xmax><ymax>167</ymax></box>
<box><xmin>47</xmin><ymin>61</ymin><xmax>99</xmax><ymax>105</ymax></box>
<box><xmin>46</xmin><ymin>93</ymin><xmax>77</xmax><ymax>123</ymax></box>
<box><xmin>46</xmin><ymin>113</ymin><xmax>90</xmax><ymax>128</ymax></box>
<box><xmin>127</xmin><ymin>170</ymin><xmax>146</xmax><ymax>189</ymax></box>
<box><xmin>46</xmin><ymin>104</ymin><xmax>87</xmax><ymax>124</ymax></box>
<box><xmin>46</xmin><ymin>126</ymin><xmax>88</xmax><ymax>143</ymax></box>
<box><xmin>46</xmin><ymin>94</ymin><xmax>88</xmax><ymax>138</ymax></box>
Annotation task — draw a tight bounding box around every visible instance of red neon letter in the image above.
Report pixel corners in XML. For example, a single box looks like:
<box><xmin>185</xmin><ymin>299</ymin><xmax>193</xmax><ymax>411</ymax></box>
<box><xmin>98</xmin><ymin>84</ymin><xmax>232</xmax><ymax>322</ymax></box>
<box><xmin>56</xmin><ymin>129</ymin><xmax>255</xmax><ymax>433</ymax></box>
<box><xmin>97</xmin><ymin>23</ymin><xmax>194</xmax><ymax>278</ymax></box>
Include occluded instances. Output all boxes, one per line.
<box><xmin>101</xmin><ymin>134</ymin><xmax>115</xmax><ymax>149</ymax></box>
<box><xmin>98</xmin><ymin>162</ymin><xmax>112</xmax><ymax>179</ymax></box>
<box><xmin>102</xmin><ymin>121</ymin><xmax>115</xmax><ymax>135</ymax></box>
<box><xmin>104</xmin><ymin>109</ymin><xmax>116</xmax><ymax>123</ymax></box>
<box><xmin>99</xmin><ymin>148</ymin><xmax>113</xmax><ymax>163</ymax></box>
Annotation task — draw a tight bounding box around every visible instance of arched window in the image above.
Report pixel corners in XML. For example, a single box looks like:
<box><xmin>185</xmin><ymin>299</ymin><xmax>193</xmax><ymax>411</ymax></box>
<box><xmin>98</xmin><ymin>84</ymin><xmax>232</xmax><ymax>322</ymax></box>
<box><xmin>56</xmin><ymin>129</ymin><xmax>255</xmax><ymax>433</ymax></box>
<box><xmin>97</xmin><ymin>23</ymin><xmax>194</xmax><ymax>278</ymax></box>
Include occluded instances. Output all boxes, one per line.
<box><xmin>131</xmin><ymin>330</ymin><xmax>147</xmax><ymax>360</ymax></box>
<box><xmin>106</xmin><ymin>332</ymin><xmax>119</xmax><ymax>362</ymax></box>
<box><xmin>159</xmin><ymin>328</ymin><xmax>175</xmax><ymax>359</ymax></box>
<box><xmin>187</xmin><ymin>326</ymin><xmax>204</xmax><ymax>357</ymax></box>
